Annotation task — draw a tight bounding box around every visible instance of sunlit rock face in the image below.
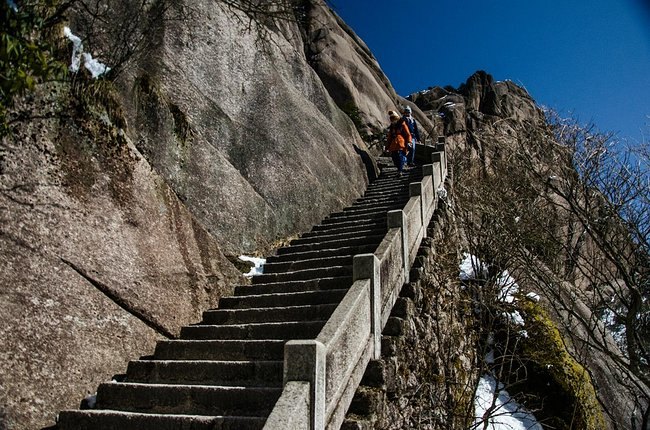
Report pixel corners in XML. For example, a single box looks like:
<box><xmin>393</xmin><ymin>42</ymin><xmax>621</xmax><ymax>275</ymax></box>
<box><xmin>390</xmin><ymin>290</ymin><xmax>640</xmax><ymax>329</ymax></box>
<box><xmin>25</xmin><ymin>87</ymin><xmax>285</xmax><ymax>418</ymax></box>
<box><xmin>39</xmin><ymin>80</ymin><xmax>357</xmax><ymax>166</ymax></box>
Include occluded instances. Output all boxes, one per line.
<box><xmin>111</xmin><ymin>0</ymin><xmax>377</xmax><ymax>255</ymax></box>
<box><xmin>0</xmin><ymin>1</ymin><xmax>399</xmax><ymax>428</ymax></box>
<box><xmin>409</xmin><ymin>71</ymin><xmax>647</xmax><ymax>430</ymax></box>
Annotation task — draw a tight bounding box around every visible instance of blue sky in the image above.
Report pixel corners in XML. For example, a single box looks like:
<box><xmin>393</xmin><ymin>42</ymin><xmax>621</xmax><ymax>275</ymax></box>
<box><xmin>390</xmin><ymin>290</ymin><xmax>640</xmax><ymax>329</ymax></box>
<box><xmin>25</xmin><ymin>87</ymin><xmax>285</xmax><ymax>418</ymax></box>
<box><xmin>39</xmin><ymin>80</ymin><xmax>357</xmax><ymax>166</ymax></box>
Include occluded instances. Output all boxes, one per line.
<box><xmin>332</xmin><ymin>0</ymin><xmax>650</xmax><ymax>144</ymax></box>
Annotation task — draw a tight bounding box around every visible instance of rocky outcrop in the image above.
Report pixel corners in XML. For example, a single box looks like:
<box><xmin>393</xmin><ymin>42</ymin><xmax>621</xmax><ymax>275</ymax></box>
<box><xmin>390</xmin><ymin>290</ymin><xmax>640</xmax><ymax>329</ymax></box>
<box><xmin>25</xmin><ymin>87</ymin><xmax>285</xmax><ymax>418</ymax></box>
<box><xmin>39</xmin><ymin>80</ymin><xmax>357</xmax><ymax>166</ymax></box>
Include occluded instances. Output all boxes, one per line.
<box><xmin>409</xmin><ymin>70</ymin><xmax>542</xmax><ymax>138</ymax></box>
<box><xmin>300</xmin><ymin>2</ymin><xmax>399</xmax><ymax>140</ymax></box>
<box><xmin>410</xmin><ymin>71</ymin><xmax>649</xmax><ymax>430</ymax></box>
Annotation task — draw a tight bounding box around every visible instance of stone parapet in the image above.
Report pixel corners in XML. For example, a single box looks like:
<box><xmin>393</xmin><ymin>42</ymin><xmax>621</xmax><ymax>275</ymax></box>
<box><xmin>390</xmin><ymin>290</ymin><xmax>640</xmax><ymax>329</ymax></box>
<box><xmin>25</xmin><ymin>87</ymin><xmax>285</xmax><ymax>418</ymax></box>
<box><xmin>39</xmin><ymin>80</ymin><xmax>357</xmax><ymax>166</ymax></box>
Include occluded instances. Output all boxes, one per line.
<box><xmin>264</xmin><ymin>142</ymin><xmax>447</xmax><ymax>430</ymax></box>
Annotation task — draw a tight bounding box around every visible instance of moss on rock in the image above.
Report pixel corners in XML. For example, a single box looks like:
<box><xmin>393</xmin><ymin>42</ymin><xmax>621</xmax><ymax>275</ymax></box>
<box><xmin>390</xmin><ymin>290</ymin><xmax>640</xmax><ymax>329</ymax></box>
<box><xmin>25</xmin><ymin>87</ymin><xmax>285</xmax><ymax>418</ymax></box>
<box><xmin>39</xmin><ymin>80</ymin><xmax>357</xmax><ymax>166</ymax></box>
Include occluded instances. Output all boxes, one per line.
<box><xmin>519</xmin><ymin>300</ymin><xmax>606</xmax><ymax>430</ymax></box>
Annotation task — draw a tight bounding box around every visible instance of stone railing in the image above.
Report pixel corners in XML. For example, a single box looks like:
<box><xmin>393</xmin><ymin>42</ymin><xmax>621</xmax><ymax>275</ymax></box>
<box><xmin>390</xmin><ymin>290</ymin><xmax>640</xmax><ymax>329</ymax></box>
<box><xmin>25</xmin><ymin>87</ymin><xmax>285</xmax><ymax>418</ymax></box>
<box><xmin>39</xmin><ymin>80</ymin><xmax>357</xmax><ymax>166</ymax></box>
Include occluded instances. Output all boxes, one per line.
<box><xmin>263</xmin><ymin>140</ymin><xmax>448</xmax><ymax>430</ymax></box>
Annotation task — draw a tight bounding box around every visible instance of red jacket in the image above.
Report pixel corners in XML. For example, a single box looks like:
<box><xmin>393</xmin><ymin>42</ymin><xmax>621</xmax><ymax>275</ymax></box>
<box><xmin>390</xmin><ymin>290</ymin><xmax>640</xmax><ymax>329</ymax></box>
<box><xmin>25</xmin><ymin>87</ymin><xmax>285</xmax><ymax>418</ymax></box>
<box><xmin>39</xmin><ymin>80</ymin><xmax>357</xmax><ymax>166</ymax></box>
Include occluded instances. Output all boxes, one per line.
<box><xmin>386</xmin><ymin>119</ymin><xmax>412</xmax><ymax>152</ymax></box>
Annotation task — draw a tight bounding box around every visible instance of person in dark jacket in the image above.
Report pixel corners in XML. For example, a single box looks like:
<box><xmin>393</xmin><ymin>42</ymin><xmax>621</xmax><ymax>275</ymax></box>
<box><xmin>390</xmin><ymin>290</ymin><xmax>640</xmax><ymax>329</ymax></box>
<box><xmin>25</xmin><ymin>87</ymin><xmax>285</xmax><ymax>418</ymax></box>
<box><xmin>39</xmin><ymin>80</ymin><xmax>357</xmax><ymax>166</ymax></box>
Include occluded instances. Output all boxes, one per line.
<box><xmin>402</xmin><ymin>106</ymin><xmax>420</xmax><ymax>167</ymax></box>
<box><xmin>385</xmin><ymin>110</ymin><xmax>411</xmax><ymax>174</ymax></box>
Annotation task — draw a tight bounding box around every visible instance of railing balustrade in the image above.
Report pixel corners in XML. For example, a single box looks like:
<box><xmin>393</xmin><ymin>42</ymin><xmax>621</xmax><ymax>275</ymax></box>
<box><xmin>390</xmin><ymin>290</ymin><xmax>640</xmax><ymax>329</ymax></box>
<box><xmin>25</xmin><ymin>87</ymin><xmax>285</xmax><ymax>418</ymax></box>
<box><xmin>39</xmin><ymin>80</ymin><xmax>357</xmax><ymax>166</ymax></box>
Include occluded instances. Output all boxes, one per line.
<box><xmin>264</xmin><ymin>140</ymin><xmax>447</xmax><ymax>430</ymax></box>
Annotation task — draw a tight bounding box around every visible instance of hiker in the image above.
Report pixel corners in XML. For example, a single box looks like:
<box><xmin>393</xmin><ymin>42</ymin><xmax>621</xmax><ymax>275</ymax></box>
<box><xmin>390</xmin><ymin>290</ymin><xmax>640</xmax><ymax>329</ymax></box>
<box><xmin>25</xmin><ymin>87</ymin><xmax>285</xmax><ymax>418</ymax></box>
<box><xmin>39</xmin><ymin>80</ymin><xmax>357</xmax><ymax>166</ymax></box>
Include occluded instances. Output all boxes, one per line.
<box><xmin>385</xmin><ymin>110</ymin><xmax>411</xmax><ymax>174</ymax></box>
<box><xmin>402</xmin><ymin>105</ymin><xmax>420</xmax><ymax>167</ymax></box>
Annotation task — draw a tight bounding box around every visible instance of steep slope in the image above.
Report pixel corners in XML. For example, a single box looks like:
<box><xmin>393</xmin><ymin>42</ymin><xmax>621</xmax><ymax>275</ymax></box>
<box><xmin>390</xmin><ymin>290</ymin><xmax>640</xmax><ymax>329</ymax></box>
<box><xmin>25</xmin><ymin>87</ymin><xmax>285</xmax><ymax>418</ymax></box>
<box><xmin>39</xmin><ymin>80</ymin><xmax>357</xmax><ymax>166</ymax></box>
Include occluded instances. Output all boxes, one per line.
<box><xmin>0</xmin><ymin>1</ymin><xmax>418</xmax><ymax>429</ymax></box>
<box><xmin>408</xmin><ymin>71</ymin><xmax>648</xmax><ymax>430</ymax></box>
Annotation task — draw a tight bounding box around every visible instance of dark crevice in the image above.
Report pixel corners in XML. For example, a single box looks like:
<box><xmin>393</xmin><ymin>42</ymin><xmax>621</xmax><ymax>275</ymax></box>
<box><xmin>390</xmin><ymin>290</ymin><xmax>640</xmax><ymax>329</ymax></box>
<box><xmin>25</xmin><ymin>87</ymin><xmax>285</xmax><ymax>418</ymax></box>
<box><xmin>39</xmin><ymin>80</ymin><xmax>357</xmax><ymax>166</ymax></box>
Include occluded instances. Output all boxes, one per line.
<box><xmin>60</xmin><ymin>257</ymin><xmax>175</xmax><ymax>339</ymax></box>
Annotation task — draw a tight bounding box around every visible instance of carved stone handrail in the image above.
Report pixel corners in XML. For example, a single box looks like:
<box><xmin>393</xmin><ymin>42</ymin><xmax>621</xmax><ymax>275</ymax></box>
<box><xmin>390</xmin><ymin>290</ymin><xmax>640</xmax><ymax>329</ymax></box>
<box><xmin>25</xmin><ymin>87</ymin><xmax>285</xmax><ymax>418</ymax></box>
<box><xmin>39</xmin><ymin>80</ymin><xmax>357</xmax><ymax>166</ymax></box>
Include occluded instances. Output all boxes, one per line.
<box><xmin>264</xmin><ymin>140</ymin><xmax>447</xmax><ymax>430</ymax></box>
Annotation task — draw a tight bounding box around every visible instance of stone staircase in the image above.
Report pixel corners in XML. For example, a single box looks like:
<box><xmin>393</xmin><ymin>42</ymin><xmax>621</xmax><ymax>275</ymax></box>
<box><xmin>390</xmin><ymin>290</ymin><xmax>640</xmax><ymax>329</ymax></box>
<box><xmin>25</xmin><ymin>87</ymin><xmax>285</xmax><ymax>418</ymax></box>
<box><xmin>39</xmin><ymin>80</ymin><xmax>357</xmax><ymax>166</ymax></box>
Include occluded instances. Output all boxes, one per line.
<box><xmin>56</xmin><ymin>164</ymin><xmax>423</xmax><ymax>430</ymax></box>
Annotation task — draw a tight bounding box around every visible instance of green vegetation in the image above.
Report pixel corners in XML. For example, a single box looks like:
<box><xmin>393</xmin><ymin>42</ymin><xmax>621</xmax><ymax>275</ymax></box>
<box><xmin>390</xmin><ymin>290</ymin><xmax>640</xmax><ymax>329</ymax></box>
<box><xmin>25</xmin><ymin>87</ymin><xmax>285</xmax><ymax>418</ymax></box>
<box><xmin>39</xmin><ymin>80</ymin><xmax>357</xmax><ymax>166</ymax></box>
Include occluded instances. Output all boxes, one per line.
<box><xmin>518</xmin><ymin>300</ymin><xmax>606</xmax><ymax>430</ymax></box>
<box><xmin>1</xmin><ymin>0</ymin><xmax>68</xmax><ymax>135</ymax></box>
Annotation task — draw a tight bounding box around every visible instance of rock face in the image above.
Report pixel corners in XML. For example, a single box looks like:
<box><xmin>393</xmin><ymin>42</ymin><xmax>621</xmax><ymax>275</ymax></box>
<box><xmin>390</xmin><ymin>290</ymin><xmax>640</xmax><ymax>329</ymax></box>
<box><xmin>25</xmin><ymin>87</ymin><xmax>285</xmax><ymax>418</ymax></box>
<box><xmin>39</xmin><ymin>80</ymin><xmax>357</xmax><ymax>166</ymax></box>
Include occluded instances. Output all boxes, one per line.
<box><xmin>409</xmin><ymin>71</ymin><xmax>649</xmax><ymax>430</ymax></box>
<box><xmin>0</xmin><ymin>1</ymin><xmax>410</xmax><ymax>428</ymax></box>
<box><xmin>0</xmin><ymin>84</ymin><xmax>246</xmax><ymax>429</ymax></box>
<box><xmin>300</xmin><ymin>2</ymin><xmax>401</xmax><ymax>139</ymax></box>
<box><xmin>109</xmin><ymin>0</ymin><xmax>375</xmax><ymax>255</ymax></box>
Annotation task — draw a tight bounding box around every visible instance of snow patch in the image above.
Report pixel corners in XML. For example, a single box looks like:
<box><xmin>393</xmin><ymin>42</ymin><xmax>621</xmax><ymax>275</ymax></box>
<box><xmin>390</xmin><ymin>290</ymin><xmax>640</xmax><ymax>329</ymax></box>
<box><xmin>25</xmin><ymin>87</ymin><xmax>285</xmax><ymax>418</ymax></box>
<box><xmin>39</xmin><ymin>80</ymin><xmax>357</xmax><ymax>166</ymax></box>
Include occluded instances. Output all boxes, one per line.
<box><xmin>496</xmin><ymin>270</ymin><xmax>519</xmax><ymax>303</ymax></box>
<box><xmin>437</xmin><ymin>186</ymin><xmax>448</xmax><ymax>200</ymax></box>
<box><xmin>526</xmin><ymin>292</ymin><xmax>540</xmax><ymax>302</ymax></box>
<box><xmin>239</xmin><ymin>255</ymin><xmax>266</xmax><ymax>278</ymax></box>
<box><xmin>502</xmin><ymin>310</ymin><xmax>525</xmax><ymax>326</ymax></box>
<box><xmin>63</xmin><ymin>27</ymin><xmax>110</xmax><ymax>78</ymax></box>
<box><xmin>459</xmin><ymin>253</ymin><xmax>488</xmax><ymax>281</ymax></box>
<box><xmin>473</xmin><ymin>374</ymin><xmax>543</xmax><ymax>430</ymax></box>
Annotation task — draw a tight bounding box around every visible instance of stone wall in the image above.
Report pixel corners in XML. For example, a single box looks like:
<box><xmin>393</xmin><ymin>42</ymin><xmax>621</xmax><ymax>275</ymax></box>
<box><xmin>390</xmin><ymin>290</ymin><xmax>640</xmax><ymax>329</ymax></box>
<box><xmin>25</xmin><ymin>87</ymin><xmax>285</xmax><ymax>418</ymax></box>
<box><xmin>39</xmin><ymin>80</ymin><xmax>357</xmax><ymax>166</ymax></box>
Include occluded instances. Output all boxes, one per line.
<box><xmin>343</xmin><ymin>193</ymin><xmax>479</xmax><ymax>430</ymax></box>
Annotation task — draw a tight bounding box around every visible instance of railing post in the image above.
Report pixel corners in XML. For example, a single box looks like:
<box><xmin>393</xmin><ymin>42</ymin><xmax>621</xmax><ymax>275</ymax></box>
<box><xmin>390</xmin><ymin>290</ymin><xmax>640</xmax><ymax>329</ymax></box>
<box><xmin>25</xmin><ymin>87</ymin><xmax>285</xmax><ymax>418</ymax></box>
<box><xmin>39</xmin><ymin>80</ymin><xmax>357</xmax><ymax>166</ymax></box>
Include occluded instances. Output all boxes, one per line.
<box><xmin>284</xmin><ymin>340</ymin><xmax>326</xmax><ymax>430</ymax></box>
<box><xmin>387</xmin><ymin>210</ymin><xmax>409</xmax><ymax>285</ymax></box>
<box><xmin>431</xmin><ymin>153</ymin><xmax>443</xmax><ymax>190</ymax></box>
<box><xmin>435</xmin><ymin>136</ymin><xmax>447</xmax><ymax>180</ymax></box>
<box><xmin>409</xmin><ymin>182</ymin><xmax>425</xmax><ymax>238</ymax></box>
<box><xmin>422</xmin><ymin>164</ymin><xmax>437</xmax><ymax>212</ymax></box>
<box><xmin>352</xmin><ymin>254</ymin><xmax>381</xmax><ymax>359</ymax></box>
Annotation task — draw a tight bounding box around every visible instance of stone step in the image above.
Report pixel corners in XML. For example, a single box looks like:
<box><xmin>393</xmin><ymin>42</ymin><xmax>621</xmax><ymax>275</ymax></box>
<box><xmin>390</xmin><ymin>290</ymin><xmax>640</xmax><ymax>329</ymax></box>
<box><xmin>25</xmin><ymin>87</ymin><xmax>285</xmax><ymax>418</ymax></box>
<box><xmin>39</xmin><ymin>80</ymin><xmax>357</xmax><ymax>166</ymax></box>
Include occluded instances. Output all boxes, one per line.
<box><xmin>345</xmin><ymin>199</ymin><xmax>408</xmax><ymax>212</ymax></box>
<box><xmin>340</xmin><ymin>202</ymin><xmax>405</xmax><ymax>216</ymax></box>
<box><xmin>201</xmin><ymin>303</ymin><xmax>338</xmax><ymax>325</ymax></box>
<box><xmin>310</xmin><ymin>219</ymin><xmax>384</xmax><ymax>233</ymax></box>
<box><xmin>291</xmin><ymin>227</ymin><xmax>385</xmax><ymax>246</ymax></box>
<box><xmin>154</xmin><ymin>339</ymin><xmax>285</xmax><ymax>361</ymax></box>
<box><xmin>321</xmin><ymin>209</ymin><xmax>391</xmax><ymax>225</ymax></box>
<box><xmin>263</xmin><ymin>255</ymin><xmax>352</xmax><ymax>273</ymax></box>
<box><xmin>275</xmin><ymin>234</ymin><xmax>384</xmax><ymax>255</ymax></box>
<box><xmin>303</xmin><ymin>223</ymin><xmax>385</xmax><ymax>239</ymax></box>
<box><xmin>125</xmin><ymin>360</ymin><xmax>283</xmax><ymax>387</ymax></box>
<box><xmin>181</xmin><ymin>320</ymin><xmax>326</xmax><ymax>340</ymax></box>
<box><xmin>321</xmin><ymin>211</ymin><xmax>386</xmax><ymax>224</ymax></box>
<box><xmin>251</xmin><ymin>265</ymin><xmax>350</xmax><ymax>285</ymax></box>
<box><xmin>57</xmin><ymin>410</ymin><xmax>267</xmax><ymax>430</ymax></box>
<box><xmin>94</xmin><ymin>382</ymin><xmax>281</xmax><ymax>416</ymax></box>
<box><xmin>362</xmin><ymin>182</ymin><xmax>408</xmax><ymax>194</ymax></box>
<box><xmin>362</xmin><ymin>187</ymin><xmax>410</xmax><ymax>198</ymax></box>
<box><xmin>267</xmin><ymin>244</ymin><xmax>377</xmax><ymax>262</ymax></box>
<box><xmin>219</xmin><ymin>289</ymin><xmax>347</xmax><ymax>309</ymax></box>
<box><xmin>354</xmin><ymin>194</ymin><xmax>408</xmax><ymax>204</ymax></box>
<box><xmin>233</xmin><ymin>276</ymin><xmax>350</xmax><ymax>296</ymax></box>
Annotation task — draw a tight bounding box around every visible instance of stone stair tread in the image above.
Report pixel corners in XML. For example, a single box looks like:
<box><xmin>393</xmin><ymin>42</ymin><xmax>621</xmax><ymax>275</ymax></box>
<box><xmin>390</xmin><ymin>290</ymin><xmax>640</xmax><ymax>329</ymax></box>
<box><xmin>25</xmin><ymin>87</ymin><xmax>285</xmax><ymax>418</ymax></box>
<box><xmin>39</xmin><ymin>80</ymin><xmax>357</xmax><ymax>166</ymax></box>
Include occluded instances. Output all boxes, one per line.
<box><xmin>234</xmin><ymin>276</ymin><xmax>351</xmax><ymax>296</ymax></box>
<box><xmin>262</xmin><ymin>255</ymin><xmax>353</xmax><ymax>273</ymax></box>
<box><xmin>126</xmin><ymin>359</ymin><xmax>283</xmax><ymax>387</ymax></box>
<box><xmin>94</xmin><ymin>382</ymin><xmax>280</xmax><ymax>416</ymax></box>
<box><xmin>180</xmin><ymin>320</ymin><xmax>327</xmax><ymax>340</ymax></box>
<box><xmin>292</xmin><ymin>227</ymin><xmax>385</xmax><ymax>245</ymax></box>
<box><xmin>274</xmin><ymin>234</ymin><xmax>384</xmax><ymax>255</ymax></box>
<box><xmin>267</xmin><ymin>244</ymin><xmax>378</xmax><ymax>262</ymax></box>
<box><xmin>250</xmin><ymin>265</ymin><xmax>351</xmax><ymax>285</ymax></box>
<box><xmin>57</xmin><ymin>410</ymin><xmax>267</xmax><ymax>430</ymax></box>
<box><xmin>200</xmin><ymin>303</ymin><xmax>338</xmax><ymax>324</ymax></box>
<box><xmin>305</xmin><ymin>221</ymin><xmax>384</xmax><ymax>236</ymax></box>
<box><xmin>323</xmin><ymin>211</ymin><xmax>386</xmax><ymax>222</ymax></box>
<box><xmin>310</xmin><ymin>219</ymin><xmax>384</xmax><ymax>233</ymax></box>
<box><xmin>218</xmin><ymin>289</ymin><xmax>347</xmax><ymax>309</ymax></box>
<box><xmin>154</xmin><ymin>339</ymin><xmax>286</xmax><ymax>360</ymax></box>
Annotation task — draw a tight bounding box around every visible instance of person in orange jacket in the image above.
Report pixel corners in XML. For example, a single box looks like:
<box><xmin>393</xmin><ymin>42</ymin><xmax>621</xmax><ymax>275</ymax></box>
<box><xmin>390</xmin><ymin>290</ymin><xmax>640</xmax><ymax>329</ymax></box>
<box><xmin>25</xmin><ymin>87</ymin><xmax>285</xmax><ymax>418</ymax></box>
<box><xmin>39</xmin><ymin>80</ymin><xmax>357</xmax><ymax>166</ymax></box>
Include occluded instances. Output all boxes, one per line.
<box><xmin>385</xmin><ymin>110</ymin><xmax>411</xmax><ymax>174</ymax></box>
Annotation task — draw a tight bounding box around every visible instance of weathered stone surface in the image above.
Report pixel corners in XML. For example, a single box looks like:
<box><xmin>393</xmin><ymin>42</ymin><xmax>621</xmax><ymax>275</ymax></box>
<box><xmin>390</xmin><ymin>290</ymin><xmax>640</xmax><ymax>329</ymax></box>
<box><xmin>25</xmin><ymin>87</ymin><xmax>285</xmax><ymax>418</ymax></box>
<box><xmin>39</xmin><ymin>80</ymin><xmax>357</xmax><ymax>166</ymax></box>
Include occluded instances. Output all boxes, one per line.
<box><xmin>344</xmin><ymin>203</ymin><xmax>478</xmax><ymax>430</ymax></box>
<box><xmin>0</xmin><ymin>85</ymin><xmax>245</xmax><ymax>430</ymax></box>
<box><xmin>110</xmin><ymin>0</ymin><xmax>374</xmax><ymax>255</ymax></box>
<box><xmin>302</xmin><ymin>3</ymin><xmax>398</xmax><ymax>137</ymax></box>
